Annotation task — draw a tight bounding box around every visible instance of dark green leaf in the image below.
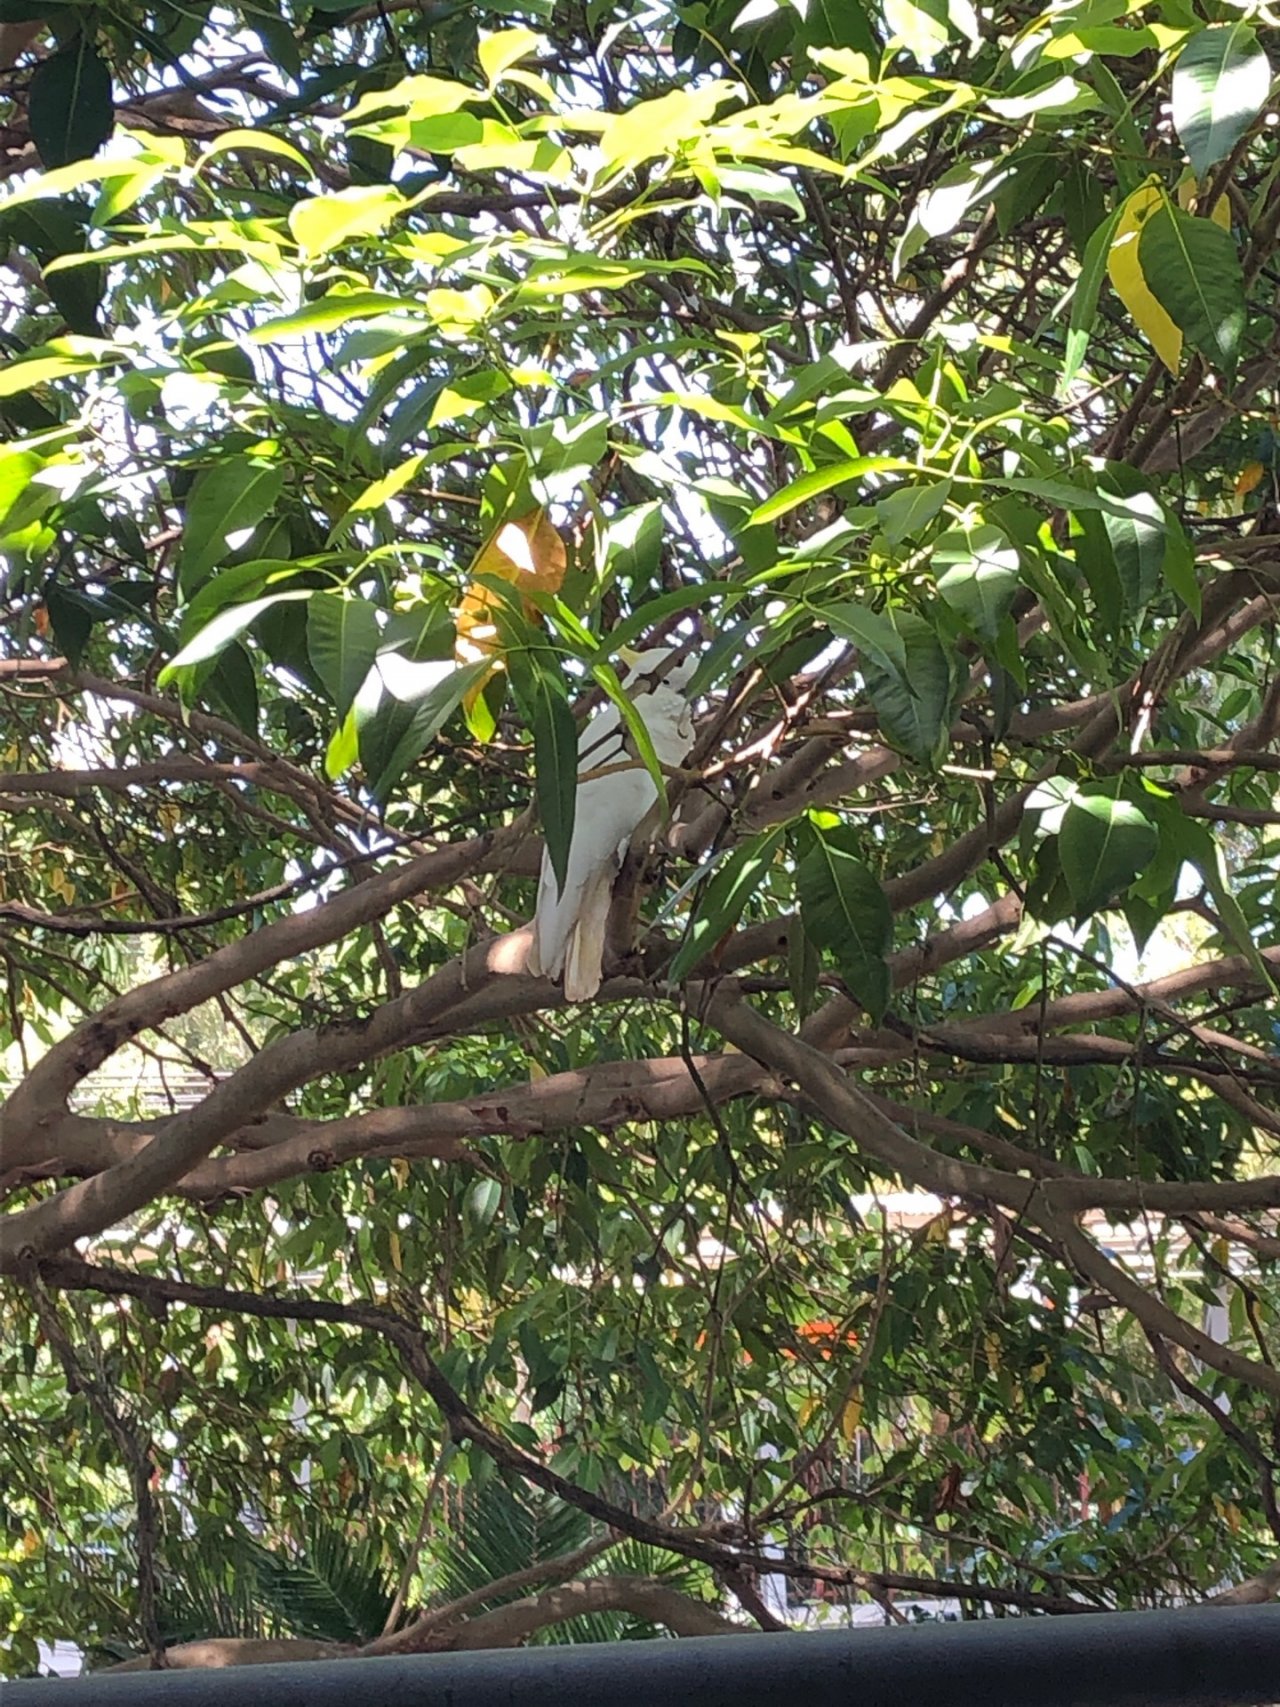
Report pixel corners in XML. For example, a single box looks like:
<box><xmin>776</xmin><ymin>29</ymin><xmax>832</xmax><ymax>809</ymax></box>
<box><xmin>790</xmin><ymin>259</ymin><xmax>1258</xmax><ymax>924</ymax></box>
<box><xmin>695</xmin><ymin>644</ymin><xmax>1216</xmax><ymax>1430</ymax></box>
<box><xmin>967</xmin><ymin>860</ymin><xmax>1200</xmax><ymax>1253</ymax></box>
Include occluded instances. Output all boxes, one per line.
<box><xmin>178</xmin><ymin>459</ymin><xmax>286</xmax><ymax>593</ymax></box>
<box><xmin>933</xmin><ymin>524</ymin><xmax>1020</xmax><ymax>641</ymax></box>
<box><xmin>29</xmin><ymin>35</ymin><xmax>114</xmax><ymax>169</ymax></box>
<box><xmin>511</xmin><ymin>655</ymin><xmax>578</xmax><ymax>897</ymax></box>
<box><xmin>1138</xmin><ymin>201</ymin><xmax>1245</xmax><ymax>377</ymax></box>
<box><xmin>362</xmin><ymin>659</ymin><xmax>490</xmax><ymax>801</ymax></box>
<box><xmin>797</xmin><ymin>819</ymin><xmax>892</xmax><ymax>1021</ymax></box>
<box><xmin>669</xmin><ymin>827</ymin><xmax>785</xmax><ymax>982</ymax></box>
<box><xmin>860</xmin><ymin>611</ymin><xmax>957</xmax><ymax>765</ymax></box>
<box><xmin>1060</xmin><ymin>205</ymin><xmax>1120</xmax><ymax>394</ymax></box>
<box><xmin>307</xmin><ymin>593</ymin><xmax>381</xmax><ymax>718</ymax></box>
<box><xmin>42</xmin><ymin>579</ymin><xmax>92</xmax><ymax>666</ymax></box>
<box><xmin>1172</xmin><ymin>23</ymin><xmax>1271</xmax><ymax>180</ymax></box>
<box><xmin>1058</xmin><ymin>786</ymin><xmax>1159</xmax><ymax>918</ymax></box>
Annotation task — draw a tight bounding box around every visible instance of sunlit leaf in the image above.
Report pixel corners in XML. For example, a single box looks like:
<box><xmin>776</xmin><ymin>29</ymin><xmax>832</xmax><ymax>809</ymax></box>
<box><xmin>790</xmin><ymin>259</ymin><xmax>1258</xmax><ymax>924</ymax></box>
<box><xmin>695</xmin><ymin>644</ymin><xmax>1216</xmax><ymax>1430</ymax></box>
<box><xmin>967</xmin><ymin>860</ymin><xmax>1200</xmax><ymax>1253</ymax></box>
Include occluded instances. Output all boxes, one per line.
<box><xmin>1172</xmin><ymin>23</ymin><xmax>1272</xmax><ymax>180</ymax></box>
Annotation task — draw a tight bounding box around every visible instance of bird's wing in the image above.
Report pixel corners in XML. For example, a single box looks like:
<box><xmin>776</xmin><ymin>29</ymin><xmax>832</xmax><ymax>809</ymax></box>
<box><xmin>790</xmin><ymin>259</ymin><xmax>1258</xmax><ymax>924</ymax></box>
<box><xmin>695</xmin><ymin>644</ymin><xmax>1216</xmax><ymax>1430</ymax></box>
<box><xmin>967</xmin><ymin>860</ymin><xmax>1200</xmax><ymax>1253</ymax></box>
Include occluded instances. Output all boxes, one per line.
<box><xmin>530</xmin><ymin>670</ymin><xmax>696</xmax><ymax>993</ymax></box>
<box><xmin>531</xmin><ymin>766</ymin><xmax>656</xmax><ymax>981</ymax></box>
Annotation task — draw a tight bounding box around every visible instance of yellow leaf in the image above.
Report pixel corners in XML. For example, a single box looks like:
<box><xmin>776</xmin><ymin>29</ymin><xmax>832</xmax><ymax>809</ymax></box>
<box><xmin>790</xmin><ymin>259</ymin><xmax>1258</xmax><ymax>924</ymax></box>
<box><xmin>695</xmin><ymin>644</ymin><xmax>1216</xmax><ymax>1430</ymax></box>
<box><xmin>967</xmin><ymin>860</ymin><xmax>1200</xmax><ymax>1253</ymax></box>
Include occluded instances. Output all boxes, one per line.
<box><xmin>388</xmin><ymin>1230</ymin><xmax>402</xmax><ymax>1273</ymax></box>
<box><xmin>1177</xmin><ymin>175</ymin><xmax>1230</xmax><ymax>229</ymax></box>
<box><xmin>840</xmin><ymin>1391</ymin><xmax>863</xmax><ymax>1442</ymax></box>
<box><xmin>48</xmin><ymin>865</ymin><xmax>75</xmax><ymax>905</ymax></box>
<box><xmin>455</xmin><ymin>509</ymin><xmax>567</xmax><ymax>712</ymax></box>
<box><xmin>391</xmin><ymin>1158</ymin><xmax>410</xmax><ymax>1190</ymax></box>
<box><xmin>1108</xmin><ymin>183</ymin><xmax>1182</xmax><ymax>374</ymax></box>
<box><xmin>798</xmin><ymin>1395</ymin><xmax>819</xmax><ymax>1427</ymax></box>
<box><xmin>1235</xmin><ymin>461</ymin><xmax>1265</xmax><ymax>498</ymax></box>
<box><xmin>528</xmin><ymin>1058</ymin><xmax>548</xmax><ymax>1081</ymax></box>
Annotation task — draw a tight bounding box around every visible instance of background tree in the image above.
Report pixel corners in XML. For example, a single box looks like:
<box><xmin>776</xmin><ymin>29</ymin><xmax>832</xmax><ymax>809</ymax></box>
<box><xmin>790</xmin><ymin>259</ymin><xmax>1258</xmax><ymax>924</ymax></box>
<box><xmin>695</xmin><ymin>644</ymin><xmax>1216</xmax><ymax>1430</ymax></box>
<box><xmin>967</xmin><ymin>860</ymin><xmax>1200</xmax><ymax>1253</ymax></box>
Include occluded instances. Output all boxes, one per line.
<box><xmin>2</xmin><ymin>0</ymin><xmax>1280</xmax><ymax>1675</ymax></box>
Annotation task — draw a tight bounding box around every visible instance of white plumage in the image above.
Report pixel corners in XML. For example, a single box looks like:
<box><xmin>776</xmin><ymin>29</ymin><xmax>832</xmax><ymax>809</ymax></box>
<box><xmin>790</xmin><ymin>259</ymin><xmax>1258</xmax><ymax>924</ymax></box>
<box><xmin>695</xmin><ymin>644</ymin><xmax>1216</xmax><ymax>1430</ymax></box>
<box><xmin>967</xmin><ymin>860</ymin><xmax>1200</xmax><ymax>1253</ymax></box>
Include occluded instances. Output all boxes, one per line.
<box><xmin>528</xmin><ymin>647</ymin><xmax>697</xmax><ymax>1001</ymax></box>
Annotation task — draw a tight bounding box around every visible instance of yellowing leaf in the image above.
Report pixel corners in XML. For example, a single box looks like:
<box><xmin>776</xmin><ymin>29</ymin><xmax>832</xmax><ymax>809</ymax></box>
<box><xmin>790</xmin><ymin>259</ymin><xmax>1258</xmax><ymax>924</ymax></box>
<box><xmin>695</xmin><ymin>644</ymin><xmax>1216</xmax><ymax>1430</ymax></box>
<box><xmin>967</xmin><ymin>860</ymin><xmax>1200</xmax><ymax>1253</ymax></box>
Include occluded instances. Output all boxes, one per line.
<box><xmin>528</xmin><ymin>1058</ymin><xmax>548</xmax><ymax>1081</ymax></box>
<box><xmin>48</xmin><ymin>864</ymin><xmax>75</xmax><ymax>905</ymax></box>
<box><xmin>1108</xmin><ymin>183</ymin><xmax>1183</xmax><ymax>374</ymax></box>
<box><xmin>425</xmin><ymin>284</ymin><xmax>494</xmax><ymax>337</ymax></box>
<box><xmin>388</xmin><ymin>1230</ymin><xmax>402</xmax><ymax>1273</ymax></box>
<box><xmin>840</xmin><ymin>1391</ymin><xmax>864</xmax><ymax>1442</ymax></box>
<box><xmin>454</xmin><ymin>510</ymin><xmax>567</xmax><ymax>713</ymax></box>
<box><xmin>1235</xmin><ymin>461</ymin><xmax>1265</xmax><ymax>497</ymax></box>
<box><xmin>391</xmin><ymin>1159</ymin><xmax>410</xmax><ymax>1190</ymax></box>
<box><xmin>479</xmin><ymin>26</ymin><xmax>541</xmax><ymax>86</ymax></box>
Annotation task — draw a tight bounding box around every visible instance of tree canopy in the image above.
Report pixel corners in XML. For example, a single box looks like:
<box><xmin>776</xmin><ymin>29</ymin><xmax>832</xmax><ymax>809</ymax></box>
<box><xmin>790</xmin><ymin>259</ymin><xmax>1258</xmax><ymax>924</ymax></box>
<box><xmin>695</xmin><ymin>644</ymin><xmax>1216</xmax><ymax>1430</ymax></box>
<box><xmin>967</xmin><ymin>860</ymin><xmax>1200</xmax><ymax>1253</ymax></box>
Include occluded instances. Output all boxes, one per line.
<box><xmin>3</xmin><ymin>0</ymin><xmax>1280</xmax><ymax>1676</ymax></box>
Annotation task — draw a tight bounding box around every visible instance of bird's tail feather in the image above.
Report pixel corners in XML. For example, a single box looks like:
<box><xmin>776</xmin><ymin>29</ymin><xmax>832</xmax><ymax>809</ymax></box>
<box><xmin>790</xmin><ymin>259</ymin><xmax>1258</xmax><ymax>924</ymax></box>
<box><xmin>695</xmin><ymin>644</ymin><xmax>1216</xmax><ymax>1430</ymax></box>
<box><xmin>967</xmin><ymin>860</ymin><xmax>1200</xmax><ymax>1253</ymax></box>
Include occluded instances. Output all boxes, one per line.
<box><xmin>561</xmin><ymin>872</ymin><xmax>614</xmax><ymax>1001</ymax></box>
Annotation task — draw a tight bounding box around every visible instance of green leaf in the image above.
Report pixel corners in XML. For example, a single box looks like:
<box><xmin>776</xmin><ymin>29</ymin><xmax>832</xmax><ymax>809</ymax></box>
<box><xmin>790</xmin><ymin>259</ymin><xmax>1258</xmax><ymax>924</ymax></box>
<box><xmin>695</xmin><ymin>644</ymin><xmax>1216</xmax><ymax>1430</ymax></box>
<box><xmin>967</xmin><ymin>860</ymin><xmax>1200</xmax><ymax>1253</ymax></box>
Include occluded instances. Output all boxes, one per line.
<box><xmin>1137</xmin><ymin>200</ymin><xmax>1245</xmax><ymax>377</ymax></box>
<box><xmin>249</xmin><ymin>289</ymin><xmax>416</xmax><ymax>344</ymax></box>
<box><xmin>1092</xmin><ymin>467</ymin><xmax>1165</xmax><ymax>613</ymax></box>
<box><xmin>1058</xmin><ymin>787</ymin><xmax>1159</xmax><ymax>918</ymax></box>
<box><xmin>933</xmin><ymin>524</ymin><xmax>1020</xmax><ymax>641</ymax></box>
<box><xmin>1172</xmin><ymin>23</ymin><xmax>1272</xmax><ymax>181</ymax></box>
<box><xmin>0</xmin><ymin>448</ymin><xmax>42</xmax><ymax>530</ymax></box>
<box><xmin>178</xmin><ymin>459</ymin><xmax>286</xmax><ymax>593</ymax></box>
<box><xmin>875</xmin><ymin>478</ymin><xmax>951</xmax><ymax>545</ymax></box>
<box><xmin>0</xmin><ymin>350</ymin><xmax>106</xmax><ymax>396</ymax></box>
<box><xmin>1059</xmin><ymin>205</ymin><xmax>1121</xmax><ymax>395</ymax></box>
<box><xmin>159</xmin><ymin>591</ymin><xmax>310</xmax><ymax>682</ymax></box>
<box><xmin>797</xmin><ymin>819</ymin><xmax>892</xmax><ymax>1021</ymax></box>
<box><xmin>307</xmin><ymin>594</ymin><xmax>381</xmax><ymax>718</ymax></box>
<box><xmin>669</xmin><ymin>827</ymin><xmax>785</xmax><ymax>983</ymax></box>
<box><xmin>1160</xmin><ymin>509</ymin><xmax>1200</xmax><ymax>619</ymax></box>
<box><xmin>28</xmin><ymin>35</ymin><xmax>114</xmax><ymax>169</ymax></box>
<box><xmin>820</xmin><ymin>600</ymin><xmax>908</xmax><ymax>677</ymax></box>
<box><xmin>199</xmin><ymin>129</ymin><xmax>313</xmax><ymax>173</ymax></box>
<box><xmin>588</xmin><ymin>661</ymin><xmax>668</xmax><ymax>811</ymax></box>
<box><xmin>749</xmin><ymin>457</ymin><xmax>914</xmax><ymax>526</ymax></box>
<box><xmin>884</xmin><ymin>0</ymin><xmax>950</xmax><ymax>60</ymax></box>
<box><xmin>479</xmin><ymin>26</ymin><xmax>542</xmax><ymax>85</ymax></box>
<box><xmin>510</xmin><ymin>655</ymin><xmax>578</xmax><ymax>897</ymax></box>
<box><xmin>363</xmin><ymin>658</ymin><xmax>490</xmax><ymax>801</ymax></box>
<box><xmin>289</xmin><ymin>187</ymin><xmax>406</xmax><ymax>256</ymax></box>
<box><xmin>860</xmin><ymin>611</ymin><xmax>957</xmax><ymax>765</ymax></box>
<box><xmin>42</xmin><ymin>580</ymin><xmax>92</xmax><ymax>667</ymax></box>
<box><xmin>206</xmin><ymin>641</ymin><xmax>259</xmax><ymax>735</ymax></box>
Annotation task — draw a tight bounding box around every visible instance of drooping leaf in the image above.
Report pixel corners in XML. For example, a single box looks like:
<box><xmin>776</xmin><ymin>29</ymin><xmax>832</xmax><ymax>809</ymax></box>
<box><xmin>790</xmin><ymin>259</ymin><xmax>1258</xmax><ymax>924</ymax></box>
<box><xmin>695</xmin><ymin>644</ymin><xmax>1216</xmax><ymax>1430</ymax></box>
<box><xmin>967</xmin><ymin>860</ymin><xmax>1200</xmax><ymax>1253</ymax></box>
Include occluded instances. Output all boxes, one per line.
<box><xmin>1172</xmin><ymin>23</ymin><xmax>1272</xmax><ymax>181</ymax></box>
<box><xmin>28</xmin><ymin>35</ymin><xmax>114</xmax><ymax>169</ymax></box>
<box><xmin>1060</xmin><ymin>205</ymin><xmax>1121</xmax><ymax>394</ymax></box>
<box><xmin>669</xmin><ymin>828</ymin><xmax>786</xmax><ymax>983</ymax></box>
<box><xmin>307</xmin><ymin>594</ymin><xmax>381</xmax><ymax>718</ymax></box>
<box><xmin>510</xmin><ymin>654</ymin><xmax>578</xmax><ymax>896</ymax></box>
<box><xmin>1107</xmin><ymin>183</ymin><xmax>1183</xmax><ymax>374</ymax></box>
<box><xmin>455</xmin><ymin>510</ymin><xmax>567</xmax><ymax>719</ymax></box>
<box><xmin>933</xmin><ymin>524</ymin><xmax>1020</xmax><ymax>641</ymax></box>
<box><xmin>1058</xmin><ymin>786</ymin><xmax>1160</xmax><ymax>919</ymax></box>
<box><xmin>820</xmin><ymin>600</ymin><xmax>908</xmax><ymax>677</ymax></box>
<box><xmin>796</xmin><ymin>818</ymin><xmax>892</xmax><ymax>1021</ymax></box>
<box><xmin>1138</xmin><ymin>198</ymin><xmax>1245</xmax><ymax>377</ymax></box>
<box><xmin>288</xmin><ymin>186</ymin><xmax>407</xmax><ymax>256</ymax></box>
<box><xmin>361</xmin><ymin>657</ymin><xmax>490</xmax><ymax>800</ymax></box>
<box><xmin>860</xmin><ymin>611</ymin><xmax>957</xmax><ymax>765</ymax></box>
<box><xmin>178</xmin><ymin>459</ymin><xmax>286</xmax><ymax>593</ymax></box>
<box><xmin>159</xmin><ymin>591</ymin><xmax>310</xmax><ymax>683</ymax></box>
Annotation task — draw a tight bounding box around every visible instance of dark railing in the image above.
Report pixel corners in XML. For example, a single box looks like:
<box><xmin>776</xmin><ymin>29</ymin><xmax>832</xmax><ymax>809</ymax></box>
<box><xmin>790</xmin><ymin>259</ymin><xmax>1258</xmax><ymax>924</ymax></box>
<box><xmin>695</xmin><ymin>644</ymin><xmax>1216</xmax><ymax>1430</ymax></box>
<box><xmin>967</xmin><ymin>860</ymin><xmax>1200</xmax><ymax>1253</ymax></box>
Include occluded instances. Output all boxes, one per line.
<box><xmin>7</xmin><ymin>1607</ymin><xmax>1280</xmax><ymax>1707</ymax></box>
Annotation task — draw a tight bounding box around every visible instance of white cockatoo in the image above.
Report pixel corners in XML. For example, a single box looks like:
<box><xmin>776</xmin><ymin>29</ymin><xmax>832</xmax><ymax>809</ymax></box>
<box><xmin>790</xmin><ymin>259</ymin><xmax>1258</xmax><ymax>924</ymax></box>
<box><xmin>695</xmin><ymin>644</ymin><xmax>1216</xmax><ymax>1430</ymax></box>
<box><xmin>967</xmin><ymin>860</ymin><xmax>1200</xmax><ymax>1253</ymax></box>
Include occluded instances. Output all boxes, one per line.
<box><xmin>528</xmin><ymin>647</ymin><xmax>698</xmax><ymax>1001</ymax></box>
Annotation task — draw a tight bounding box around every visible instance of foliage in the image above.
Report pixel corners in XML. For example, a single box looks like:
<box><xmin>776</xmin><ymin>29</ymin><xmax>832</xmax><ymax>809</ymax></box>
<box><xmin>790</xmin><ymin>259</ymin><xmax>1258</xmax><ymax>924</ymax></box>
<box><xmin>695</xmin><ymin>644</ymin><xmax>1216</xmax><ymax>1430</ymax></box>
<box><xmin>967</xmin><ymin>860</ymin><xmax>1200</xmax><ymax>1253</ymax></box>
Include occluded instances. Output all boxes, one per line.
<box><xmin>2</xmin><ymin>0</ymin><xmax>1280</xmax><ymax>1676</ymax></box>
